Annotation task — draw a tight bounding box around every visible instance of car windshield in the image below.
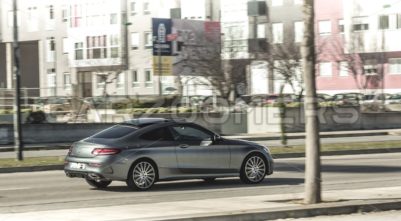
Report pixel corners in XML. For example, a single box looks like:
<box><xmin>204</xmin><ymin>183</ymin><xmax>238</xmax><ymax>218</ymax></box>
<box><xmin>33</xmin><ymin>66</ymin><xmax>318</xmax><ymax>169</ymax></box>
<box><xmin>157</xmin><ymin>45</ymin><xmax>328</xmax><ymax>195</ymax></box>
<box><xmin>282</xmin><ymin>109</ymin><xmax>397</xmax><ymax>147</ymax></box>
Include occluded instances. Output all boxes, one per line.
<box><xmin>92</xmin><ymin>125</ymin><xmax>137</xmax><ymax>139</ymax></box>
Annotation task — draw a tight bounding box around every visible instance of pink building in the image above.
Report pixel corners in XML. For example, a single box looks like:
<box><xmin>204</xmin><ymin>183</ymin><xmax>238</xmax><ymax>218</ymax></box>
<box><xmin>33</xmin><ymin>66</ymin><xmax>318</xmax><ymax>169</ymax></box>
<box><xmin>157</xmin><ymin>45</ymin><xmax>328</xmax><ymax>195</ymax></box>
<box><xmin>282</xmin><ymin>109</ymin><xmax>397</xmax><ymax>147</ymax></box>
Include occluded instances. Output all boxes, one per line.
<box><xmin>315</xmin><ymin>0</ymin><xmax>401</xmax><ymax>94</ymax></box>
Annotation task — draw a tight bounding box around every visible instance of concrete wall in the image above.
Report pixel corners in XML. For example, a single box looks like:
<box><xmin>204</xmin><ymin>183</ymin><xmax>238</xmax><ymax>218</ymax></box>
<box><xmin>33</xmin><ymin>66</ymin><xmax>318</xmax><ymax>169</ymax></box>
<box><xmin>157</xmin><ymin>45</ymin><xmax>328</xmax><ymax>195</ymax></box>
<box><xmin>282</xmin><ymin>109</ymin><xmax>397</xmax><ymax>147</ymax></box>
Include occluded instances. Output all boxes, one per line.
<box><xmin>0</xmin><ymin>123</ymin><xmax>114</xmax><ymax>144</ymax></box>
<box><xmin>248</xmin><ymin>107</ymin><xmax>401</xmax><ymax>133</ymax></box>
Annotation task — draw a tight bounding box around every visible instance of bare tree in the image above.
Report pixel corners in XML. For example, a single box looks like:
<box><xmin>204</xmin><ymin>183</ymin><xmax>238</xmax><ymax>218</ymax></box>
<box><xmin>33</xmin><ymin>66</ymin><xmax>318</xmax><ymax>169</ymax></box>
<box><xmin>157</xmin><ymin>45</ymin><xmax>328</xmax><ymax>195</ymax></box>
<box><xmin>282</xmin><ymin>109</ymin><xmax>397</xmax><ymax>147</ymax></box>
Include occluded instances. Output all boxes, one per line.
<box><xmin>174</xmin><ymin>35</ymin><xmax>248</xmax><ymax>103</ymax></box>
<box><xmin>302</xmin><ymin>0</ymin><xmax>321</xmax><ymax>204</ymax></box>
<box><xmin>330</xmin><ymin>34</ymin><xmax>385</xmax><ymax>94</ymax></box>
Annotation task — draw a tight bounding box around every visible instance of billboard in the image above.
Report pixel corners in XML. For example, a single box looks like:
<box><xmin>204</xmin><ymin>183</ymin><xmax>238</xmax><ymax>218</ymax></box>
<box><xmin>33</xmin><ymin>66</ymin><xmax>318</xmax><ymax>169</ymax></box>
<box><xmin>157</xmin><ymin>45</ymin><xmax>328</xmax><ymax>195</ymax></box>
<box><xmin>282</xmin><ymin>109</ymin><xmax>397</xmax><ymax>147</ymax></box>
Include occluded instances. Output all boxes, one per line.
<box><xmin>152</xmin><ymin>18</ymin><xmax>173</xmax><ymax>56</ymax></box>
<box><xmin>152</xmin><ymin>18</ymin><xmax>221</xmax><ymax>76</ymax></box>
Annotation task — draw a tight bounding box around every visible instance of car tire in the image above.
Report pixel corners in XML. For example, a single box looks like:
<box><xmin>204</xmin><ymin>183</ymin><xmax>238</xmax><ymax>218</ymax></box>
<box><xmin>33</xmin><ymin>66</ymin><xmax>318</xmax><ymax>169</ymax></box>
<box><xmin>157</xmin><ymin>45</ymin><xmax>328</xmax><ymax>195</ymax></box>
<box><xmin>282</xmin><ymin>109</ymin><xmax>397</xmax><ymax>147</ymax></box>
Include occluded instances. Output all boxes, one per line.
<box><xmin>126</xmin><ymin>160</ymin><xmax>158</xmax><ymax>191</ymax></box>
<box><xmin>240</xmin><ymin>153</ymin><xmax>267</xmax><ymax>184</ymax></box>
<box><xmin>203</xmin><ymin>178</ymin><xmax>216</xmax><ymax>183</ymax></box>
<box><xmin>85</xmin><ymin>177</ymin><xmax>112</xmax><ymax>188</ymax></box>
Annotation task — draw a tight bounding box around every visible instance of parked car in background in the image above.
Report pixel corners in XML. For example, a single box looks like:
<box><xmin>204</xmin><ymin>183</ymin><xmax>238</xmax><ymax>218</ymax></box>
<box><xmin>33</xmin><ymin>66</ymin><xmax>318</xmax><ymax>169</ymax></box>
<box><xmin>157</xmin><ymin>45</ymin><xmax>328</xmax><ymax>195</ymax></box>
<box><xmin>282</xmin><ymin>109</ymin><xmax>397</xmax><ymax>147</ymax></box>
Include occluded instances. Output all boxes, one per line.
<box><xmin>385</xmin><ymin>93</ymin><xmax>401</xmax><ymax>105</ymax></box>
<box><xmin>361</xmin><ymin>93</ymin><xmax>390</xmax><ymax>104</ymax></box>
<box><xmin>332</xmin><ymin>93</ymin><xmax>364</xmax><ymax>105</ymax></box>
<box><xmin>64</xmin><ymin>118</ymin><xmax>274</xmax><ymax>190</ymax></box>
<box><xmin>43</xmin><ymin>97</ymin><xmax>72</xmax><ymax>113</ymax></box>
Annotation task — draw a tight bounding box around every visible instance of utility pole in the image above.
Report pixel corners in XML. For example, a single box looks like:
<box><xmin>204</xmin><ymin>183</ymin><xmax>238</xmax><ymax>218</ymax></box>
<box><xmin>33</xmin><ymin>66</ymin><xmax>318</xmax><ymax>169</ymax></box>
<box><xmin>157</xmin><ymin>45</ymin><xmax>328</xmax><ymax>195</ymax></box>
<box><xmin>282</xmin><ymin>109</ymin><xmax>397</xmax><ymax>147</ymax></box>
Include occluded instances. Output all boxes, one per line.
<box><xmin>301</xmin><ymin>0</ymin><xmax>321</xmax><ymax>204</ymax></box>
<box><xmin>13</xmin><ymin>0</ymin><xmax>24</xmax><ymax>161</ymax></box>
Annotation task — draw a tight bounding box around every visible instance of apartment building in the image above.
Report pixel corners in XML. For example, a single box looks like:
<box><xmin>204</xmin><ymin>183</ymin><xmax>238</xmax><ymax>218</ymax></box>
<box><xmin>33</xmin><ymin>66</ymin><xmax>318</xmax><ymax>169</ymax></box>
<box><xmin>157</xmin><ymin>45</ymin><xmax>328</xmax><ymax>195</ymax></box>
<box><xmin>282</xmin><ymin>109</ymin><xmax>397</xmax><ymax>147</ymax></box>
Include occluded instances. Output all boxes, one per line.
<box><xmin>0</xmin><ymin>0</ymin><xmax>69</xmax><ymax>97</ymax></box>
<box><xmin>0</xmin><ymin>0</ymin><xmax>220</xmax><ymax>98</ymax></box>
<box><xmin>220</xmin><ymin>0</ymin><xmax>304</xmax><ymax>95</ymax></box>
<box><xmin>316</xmin><ymin>0</ymin><xmax>401</xmax><ymax>94</ymax></box>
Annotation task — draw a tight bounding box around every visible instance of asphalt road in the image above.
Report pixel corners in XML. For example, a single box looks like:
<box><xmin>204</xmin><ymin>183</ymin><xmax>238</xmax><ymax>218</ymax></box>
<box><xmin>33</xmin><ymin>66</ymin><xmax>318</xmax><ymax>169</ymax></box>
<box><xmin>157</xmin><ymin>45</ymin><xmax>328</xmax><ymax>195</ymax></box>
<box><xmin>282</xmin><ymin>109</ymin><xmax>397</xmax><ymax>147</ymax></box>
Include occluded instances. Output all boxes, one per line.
<box><xmin>1</xmin><ymin>134</ymin><xmax>401</xmax><ymax>158</ymax></box>
<box><xmin>1</xmin><ymin>153</ymin><xmax>401</xmax><ymax>214</ymax></box>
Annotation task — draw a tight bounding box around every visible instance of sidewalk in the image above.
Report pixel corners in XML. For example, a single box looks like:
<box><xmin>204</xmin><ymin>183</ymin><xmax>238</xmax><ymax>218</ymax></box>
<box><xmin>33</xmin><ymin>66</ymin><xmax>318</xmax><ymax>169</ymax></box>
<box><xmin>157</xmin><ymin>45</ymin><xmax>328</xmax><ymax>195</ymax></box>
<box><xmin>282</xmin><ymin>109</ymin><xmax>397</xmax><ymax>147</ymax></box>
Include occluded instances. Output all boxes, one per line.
<box><xmin>1</xmin><ymin>128</ymin><xmax>400</xmax><ymax>152</ymax></box>
<box><xmin>1</xmin><ymin>186</ymin><xmax>401</xmax><ymax>221</ymax></box>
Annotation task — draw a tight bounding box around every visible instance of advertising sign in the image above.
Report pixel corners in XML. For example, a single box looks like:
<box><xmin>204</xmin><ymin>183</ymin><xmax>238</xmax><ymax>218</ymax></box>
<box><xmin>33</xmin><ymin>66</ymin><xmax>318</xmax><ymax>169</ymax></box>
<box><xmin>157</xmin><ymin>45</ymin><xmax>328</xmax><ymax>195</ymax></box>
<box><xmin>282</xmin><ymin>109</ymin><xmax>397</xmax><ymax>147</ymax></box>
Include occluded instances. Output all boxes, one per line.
<box><xmin>152</xmin><ymin>56</ymin><xmax>173</xmax><ymax>76</ymax></box>
<box><xmin>152</xmin><ymin>18</ymin><xmax>173</xmax><ymax>56</ymax></box>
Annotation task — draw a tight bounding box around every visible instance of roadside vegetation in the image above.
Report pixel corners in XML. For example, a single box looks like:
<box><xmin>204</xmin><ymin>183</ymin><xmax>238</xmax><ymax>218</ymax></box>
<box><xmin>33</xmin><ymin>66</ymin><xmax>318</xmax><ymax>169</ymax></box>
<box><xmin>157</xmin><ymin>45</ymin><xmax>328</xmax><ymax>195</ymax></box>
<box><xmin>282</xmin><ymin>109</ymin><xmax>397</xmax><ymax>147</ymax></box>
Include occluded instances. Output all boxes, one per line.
<box><xmin>1</xmin><ymin>140</ymin><xmax>400</xmax><ymax>168</ymax></box>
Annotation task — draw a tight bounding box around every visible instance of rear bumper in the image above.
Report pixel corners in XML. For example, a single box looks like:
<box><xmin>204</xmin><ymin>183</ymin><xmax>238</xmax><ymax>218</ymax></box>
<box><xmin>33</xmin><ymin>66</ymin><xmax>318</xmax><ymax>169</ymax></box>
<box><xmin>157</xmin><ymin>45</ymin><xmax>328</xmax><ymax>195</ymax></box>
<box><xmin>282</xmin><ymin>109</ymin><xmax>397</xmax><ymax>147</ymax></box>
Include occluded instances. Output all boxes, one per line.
<box><xmin>65</xmin><ymin>170</ymin><xmax>110</xmax><ymax>181</ymax></box>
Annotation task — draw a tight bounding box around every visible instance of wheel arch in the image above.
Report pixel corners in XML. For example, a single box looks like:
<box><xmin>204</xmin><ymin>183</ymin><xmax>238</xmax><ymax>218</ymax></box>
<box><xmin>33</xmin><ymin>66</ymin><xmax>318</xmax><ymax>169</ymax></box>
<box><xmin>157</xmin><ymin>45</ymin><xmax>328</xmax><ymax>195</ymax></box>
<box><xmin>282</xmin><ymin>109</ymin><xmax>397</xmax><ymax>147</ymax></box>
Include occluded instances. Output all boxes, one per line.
<box><xmin>240</xmin><ymin>151</ymin><xmax>269</xmax><ymax>172</ymax></box>
<box><xmin>127</xmin><ymin>157</ymin><xmax>159</xmax><ymax>181</ymax></box>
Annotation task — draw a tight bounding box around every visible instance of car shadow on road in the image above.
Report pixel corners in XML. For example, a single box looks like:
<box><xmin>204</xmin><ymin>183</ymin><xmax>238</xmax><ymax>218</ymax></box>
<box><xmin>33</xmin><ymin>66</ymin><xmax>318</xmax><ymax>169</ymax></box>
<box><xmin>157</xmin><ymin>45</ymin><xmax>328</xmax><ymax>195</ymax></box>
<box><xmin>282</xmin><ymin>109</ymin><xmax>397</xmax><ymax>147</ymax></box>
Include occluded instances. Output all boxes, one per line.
<box><xmin>98</xmin><ymin>177</ymin><xmax>304</xmax><ymax>193</ymax></box>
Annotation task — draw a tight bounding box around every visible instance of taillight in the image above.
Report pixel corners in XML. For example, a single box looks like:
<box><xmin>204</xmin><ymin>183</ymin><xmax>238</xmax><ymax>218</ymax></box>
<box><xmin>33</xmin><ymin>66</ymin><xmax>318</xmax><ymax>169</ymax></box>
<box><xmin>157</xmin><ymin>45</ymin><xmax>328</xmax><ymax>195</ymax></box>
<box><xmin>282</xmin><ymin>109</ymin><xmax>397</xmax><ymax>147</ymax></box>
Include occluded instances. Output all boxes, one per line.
<box><xmin>91</xmin><ymin>148</ymin><xmax>121</xmax><ymax>156</ymax></box>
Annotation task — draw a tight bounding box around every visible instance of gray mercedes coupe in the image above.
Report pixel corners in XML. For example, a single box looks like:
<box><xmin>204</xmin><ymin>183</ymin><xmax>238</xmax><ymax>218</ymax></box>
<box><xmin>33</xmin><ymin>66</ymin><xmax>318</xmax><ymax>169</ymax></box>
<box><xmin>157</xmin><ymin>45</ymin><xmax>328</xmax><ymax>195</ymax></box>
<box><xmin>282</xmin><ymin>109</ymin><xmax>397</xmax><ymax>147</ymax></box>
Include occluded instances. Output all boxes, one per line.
<box><xmin>64</xmin><ymin>118</ymin><xmax>274</xmax><ymax>190</ymax></box>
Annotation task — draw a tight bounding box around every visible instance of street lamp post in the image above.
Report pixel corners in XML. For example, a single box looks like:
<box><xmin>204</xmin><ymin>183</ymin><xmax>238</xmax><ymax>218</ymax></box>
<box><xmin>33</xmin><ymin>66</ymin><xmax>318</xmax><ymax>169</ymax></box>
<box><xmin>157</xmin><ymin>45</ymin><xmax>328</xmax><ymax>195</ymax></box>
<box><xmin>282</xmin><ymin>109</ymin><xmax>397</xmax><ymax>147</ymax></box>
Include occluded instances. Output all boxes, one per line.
<box><xmin>158</xmin><ymin>40</ymin><xmax>163</xmax><ymax>97</ymax></box>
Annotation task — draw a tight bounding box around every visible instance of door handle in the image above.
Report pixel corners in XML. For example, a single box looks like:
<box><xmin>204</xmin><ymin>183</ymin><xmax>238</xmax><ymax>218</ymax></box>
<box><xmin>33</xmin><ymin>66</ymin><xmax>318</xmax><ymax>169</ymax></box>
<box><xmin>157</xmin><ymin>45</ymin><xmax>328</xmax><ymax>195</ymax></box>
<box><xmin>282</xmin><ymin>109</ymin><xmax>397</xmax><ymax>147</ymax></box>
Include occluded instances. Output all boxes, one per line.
<box><xmin>179</xmin><ymin>144</ymin><xmax>189</xmax><ymax>149</ymax></box>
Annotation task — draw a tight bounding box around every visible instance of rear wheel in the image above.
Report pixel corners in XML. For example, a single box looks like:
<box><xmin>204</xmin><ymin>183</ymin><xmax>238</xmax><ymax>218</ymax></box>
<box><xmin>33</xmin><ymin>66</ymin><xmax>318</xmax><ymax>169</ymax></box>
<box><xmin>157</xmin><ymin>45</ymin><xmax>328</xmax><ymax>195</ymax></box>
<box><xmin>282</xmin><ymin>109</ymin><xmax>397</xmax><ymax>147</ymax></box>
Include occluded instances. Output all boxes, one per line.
<box><xmin>126</xmin><ymin>160</ymin><xmax>158</xmax><ymax>191</ymax></box>
<box><xmin>85</xmin><ymin>177</ymin><xmax>112</xmax><ymax>188</ymax></box>
<box><xmin>240</xmin><ymin>154</ymin><xmax>267</xmax><ymax>184</ymax></box>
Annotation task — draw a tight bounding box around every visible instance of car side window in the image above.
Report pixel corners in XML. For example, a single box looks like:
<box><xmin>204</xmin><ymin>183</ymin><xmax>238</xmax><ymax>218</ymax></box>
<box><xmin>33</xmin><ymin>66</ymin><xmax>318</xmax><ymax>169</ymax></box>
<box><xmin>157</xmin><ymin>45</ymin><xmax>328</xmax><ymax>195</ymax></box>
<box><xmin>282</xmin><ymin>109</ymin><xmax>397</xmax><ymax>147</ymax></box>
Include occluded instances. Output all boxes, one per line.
<box><xmin>170</xmin><ymin>125</ymin><xmax>212</xmax><ymax>142</ymax></box>
<box><xmin>139</xmin><ymin>127</ymin><xmax>174</xmax><ymax>141</ymax></box>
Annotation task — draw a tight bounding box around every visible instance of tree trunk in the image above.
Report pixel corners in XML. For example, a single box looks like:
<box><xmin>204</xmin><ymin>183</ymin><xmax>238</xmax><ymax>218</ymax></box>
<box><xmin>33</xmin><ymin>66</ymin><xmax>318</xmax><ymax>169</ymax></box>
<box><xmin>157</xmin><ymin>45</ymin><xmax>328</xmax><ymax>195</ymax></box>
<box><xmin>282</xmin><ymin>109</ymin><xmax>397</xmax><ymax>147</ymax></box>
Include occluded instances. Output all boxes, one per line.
<box><xmin>301</xmin><ymin>0</ymin><xmax>322</xmax><ymax>204</ymax></box>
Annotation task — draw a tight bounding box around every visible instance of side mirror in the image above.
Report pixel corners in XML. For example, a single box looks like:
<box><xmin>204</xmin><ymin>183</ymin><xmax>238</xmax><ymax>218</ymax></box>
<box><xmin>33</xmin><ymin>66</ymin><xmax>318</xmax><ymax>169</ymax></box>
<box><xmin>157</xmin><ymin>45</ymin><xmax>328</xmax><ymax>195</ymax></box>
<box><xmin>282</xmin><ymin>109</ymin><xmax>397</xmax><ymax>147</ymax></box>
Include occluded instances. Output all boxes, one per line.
<box><xmin>212</xmin><ymin>134</ymin><xmax>222</xmax><ymax>142</ymax></box>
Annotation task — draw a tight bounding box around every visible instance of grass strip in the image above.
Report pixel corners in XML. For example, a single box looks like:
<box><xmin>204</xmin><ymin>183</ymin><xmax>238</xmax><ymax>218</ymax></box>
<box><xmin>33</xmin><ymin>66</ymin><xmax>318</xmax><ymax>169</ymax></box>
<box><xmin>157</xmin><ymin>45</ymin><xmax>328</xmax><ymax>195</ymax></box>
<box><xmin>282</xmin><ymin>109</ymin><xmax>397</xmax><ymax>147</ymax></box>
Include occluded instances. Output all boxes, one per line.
<box><xmin>0</xmin><ymin>140</ymin><xmax>400</xmax><ymax>168</ymax></box>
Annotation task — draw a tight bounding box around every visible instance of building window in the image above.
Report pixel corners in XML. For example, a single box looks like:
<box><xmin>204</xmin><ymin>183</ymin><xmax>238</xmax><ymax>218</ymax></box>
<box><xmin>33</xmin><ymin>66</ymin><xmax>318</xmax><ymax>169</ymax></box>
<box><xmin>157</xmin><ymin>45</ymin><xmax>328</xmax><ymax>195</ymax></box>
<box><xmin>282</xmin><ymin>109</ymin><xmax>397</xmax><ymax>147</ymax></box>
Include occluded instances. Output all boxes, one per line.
<box><xmin>63</xmin><ymin>38</ymin><xmax>69</xmax><ymax>54</ymax></box>
<box><xmin>272</xmin><ymin>23</ymin><xmax>283</xmax><ymax>44</ymax></box>
<box><xmin>389</xmin><ymin>58</ymin><xmax>401</xmax><ymax>74</ymax></box>
<box><xmin>352</xmin><ymin>17</ymin><xmax>369</xmax><ymax>31</ymax></box>
<box><xmin>110</xmin><ymin>35</ymin><xmax>119</xmax><ymax>58</ymax></box>
<box><xmin>27</xmin><ymin>7</ymin><xmax>38</xmax><ymax>32</ymax></box>
<box><xmin>47</xmin><ymin>69</ymin><xmax>56</xmax><ymax>96</ymax></box>
<box><xmin>318</xmin><ymin>20</ymin><xmax>331</xmax><ymax>35</ymax></box>
<box><xmin>48</xmin><ymin>5</ymin><xmax>54</xmax><ymax>20</ymax></box>
<box><xmin>339</xmin><ymin>62</ymin><xmax>349</xmax><ymax>76</ymax></box>
<box><xmin>294</xmin><ymin>21</ymin><xmax>304</xmax><ymax>43</ymax></box>
<box><xmin>87</xmin><ymin>36</ymin><xmax>107</xmax><ymax>59</ymax></box>
<box><xmin>257</xmin><ymin>24</ymin><xmax>266</xmax><ymax>39</ymax></box>
<box><xmin>64</xmin><ymin>73</ymin><xmax>71</xmax><ymax>89</ymax></box>
<box><xmin>62</xmin><ymin>6</ymin><xmax>69</xmax><ymax>22</ymax></box>
<box><xmin>70</xmin><ymin>4</ymin><xmax>82</xmax><ymax>27</ymax></box>
<box><xmin>144</xmin><ymin>32</ymin><xmax>152</xmax><ymax>48</ymax></box>
<box><xmin>143</xmin><ymin>1</ymin><xmax>150</xmax><ymax>14</ymax></box>
<box><xmin>379</xmin><ymin>15</ymin><xmax>389</xmax><ymax>30</ymax></box>
<box><xmin>8</xmin><ymin>10</ymin><xmax>20</xmax><ymax>27</ymax></box>
<box><xmin>130</xmin><ymin>1</ymin><xmax>137</xmax><ymax>15</ymax></box>
<box><xmin>338</xmin><ymin>19</ymin><xmax>344</xmax><ymax>33</ymax></box>
<box><xmin>363</xmin><ymin>60</ymin><xmax>378</xmax><ymax>75</ymax></box>
<box><xmin>397</xmin><ymin>14</ymin><xmax>401</xmax><ymax>29</ymax></box>
<box><xmin>97</xmin><ymin>74</ymin><xmax>106</xmax><ymax>89</ymax></box>
<box><xmin>131</xmin><ymin>32</ymin><xmax>139</xmax><ymax>49</ymax></box>
<box><xmin>110</xmin><ymin>13</ymin><xmax>118</xmax><ymax>25</ymax></box>
<box><xmin>75</xmin><ymin>42</ymin><xmax>84</xmax><ymax>60</ymax></box>
<box><xmin>294</xmin><ymin>0</ymin><xmax>303</xmax><ymax>5</ymax></box>
<box><xmin>132</xmin><ymin>70</ymin><xmax>139</xmax><ymax>87</ymax></box>
<box><xmin>46</xmin><ymin>37</ymin><xmax>56</xmax><ymax>62</ymax></box>
<box><xmin>271</xmin><ymin>0</ymin><xmax>283</xmax><ymax>6</ymax></box>
<box><xmin>319</xmin><ymin>62</ymin><xmax>332</xmax><ymax>77</ymax></box>
<box><xmin>145</xmin><ymin>69</ymin><xmax>153</xmax><ymax>87</ymax></box>
<box><xmin>116</xmin><ymin>72</ymin><xmax>125</xmax><ymax>89</ymax></box>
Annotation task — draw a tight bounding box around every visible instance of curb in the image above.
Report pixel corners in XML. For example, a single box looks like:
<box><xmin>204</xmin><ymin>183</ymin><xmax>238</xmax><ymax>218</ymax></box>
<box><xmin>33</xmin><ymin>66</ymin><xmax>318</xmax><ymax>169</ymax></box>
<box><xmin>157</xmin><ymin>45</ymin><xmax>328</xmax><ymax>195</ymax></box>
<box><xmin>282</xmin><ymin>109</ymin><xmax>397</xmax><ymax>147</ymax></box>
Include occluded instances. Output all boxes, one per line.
<box><xmin>0</xmin><ymin>165</ymin><xmax>63</xmax><ymax>173</ymax></box>
<box><xmin>229</xmin><ymin>131</ymin><xmax>389</xmax><ymax>141</ymax></box>
<box><xmin>163</xmin><ymin>199</ymin><xmax>401</xmax><ymax>221</ymax></box>
<box><xmin>272</xmin><ymin>147</ymin><xmax>401</xmax><ymax>158</ymax></box>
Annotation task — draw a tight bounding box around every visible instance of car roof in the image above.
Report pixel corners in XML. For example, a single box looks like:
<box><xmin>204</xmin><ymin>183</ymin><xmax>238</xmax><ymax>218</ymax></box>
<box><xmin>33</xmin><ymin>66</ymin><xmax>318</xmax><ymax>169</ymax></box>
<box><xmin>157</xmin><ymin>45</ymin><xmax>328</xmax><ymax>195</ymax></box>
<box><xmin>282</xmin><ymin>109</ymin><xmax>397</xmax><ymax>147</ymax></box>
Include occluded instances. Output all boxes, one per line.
<box><xmin>121</xmin><ymin>118</ymin><xmax>185</xmax><ymax>127</ymax></box>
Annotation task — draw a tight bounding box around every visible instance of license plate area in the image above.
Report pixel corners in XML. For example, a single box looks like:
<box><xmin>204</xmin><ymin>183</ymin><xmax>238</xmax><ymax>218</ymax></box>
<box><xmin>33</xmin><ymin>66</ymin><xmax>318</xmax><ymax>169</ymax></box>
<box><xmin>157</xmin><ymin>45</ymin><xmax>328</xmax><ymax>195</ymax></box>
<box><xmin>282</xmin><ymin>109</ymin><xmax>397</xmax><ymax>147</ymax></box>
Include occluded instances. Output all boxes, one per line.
<box><xmin>69</xmin><ymin>162</ymin><xmax>86</xmax><ymax>170</ymax></box>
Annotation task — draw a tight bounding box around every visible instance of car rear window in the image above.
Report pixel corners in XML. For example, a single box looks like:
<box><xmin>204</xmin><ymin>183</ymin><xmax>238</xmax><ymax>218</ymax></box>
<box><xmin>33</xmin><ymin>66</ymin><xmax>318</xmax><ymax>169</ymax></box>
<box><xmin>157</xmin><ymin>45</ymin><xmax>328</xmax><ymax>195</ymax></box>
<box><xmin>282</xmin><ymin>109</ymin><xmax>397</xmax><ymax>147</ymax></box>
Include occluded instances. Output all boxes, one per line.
<box><xmin>92</xmin><ymin>125</ymin><xmax>137</xmax><ymax>139</ymax></box>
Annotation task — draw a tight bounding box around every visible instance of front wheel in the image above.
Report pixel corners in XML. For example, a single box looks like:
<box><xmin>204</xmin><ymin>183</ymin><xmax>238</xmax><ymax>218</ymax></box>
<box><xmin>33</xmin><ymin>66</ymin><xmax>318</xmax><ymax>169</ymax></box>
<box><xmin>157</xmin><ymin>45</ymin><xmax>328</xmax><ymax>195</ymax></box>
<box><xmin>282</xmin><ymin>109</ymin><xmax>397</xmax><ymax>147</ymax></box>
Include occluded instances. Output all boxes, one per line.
<box><xmin>85</xmin><ymin>178</ymin><xmax>112</xmax><ymax>188</ymax></box>
<box><xmin>126</xmin><ymin>160</ymin><xmax>158</xmax><ymax>191</ymax></box>
<box><xmin>240</xmin><ymin>154</ymin><xmax>267</xmax><ymax>184</ymax></box>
